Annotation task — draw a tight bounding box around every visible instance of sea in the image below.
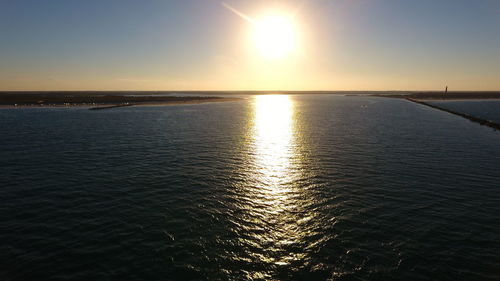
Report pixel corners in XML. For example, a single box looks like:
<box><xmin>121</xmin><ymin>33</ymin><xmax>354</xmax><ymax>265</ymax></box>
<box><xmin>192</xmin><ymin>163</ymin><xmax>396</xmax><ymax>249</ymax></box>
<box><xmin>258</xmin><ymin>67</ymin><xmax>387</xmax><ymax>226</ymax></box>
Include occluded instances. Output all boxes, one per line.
<box><xmin>1</xmin><ymin>94</ymin><xmax>499</xmax><ymax>281</ymax></box>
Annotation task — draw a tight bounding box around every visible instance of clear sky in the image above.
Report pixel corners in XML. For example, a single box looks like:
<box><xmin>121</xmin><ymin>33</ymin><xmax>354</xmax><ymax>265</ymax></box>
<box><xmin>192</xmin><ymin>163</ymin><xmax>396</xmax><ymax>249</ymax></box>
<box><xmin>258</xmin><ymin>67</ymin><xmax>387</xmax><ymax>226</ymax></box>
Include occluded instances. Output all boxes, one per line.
<box><xmin>1</xmin><ymin>0</ymin><xmax>499</xmax><ymax>91</ymax></box>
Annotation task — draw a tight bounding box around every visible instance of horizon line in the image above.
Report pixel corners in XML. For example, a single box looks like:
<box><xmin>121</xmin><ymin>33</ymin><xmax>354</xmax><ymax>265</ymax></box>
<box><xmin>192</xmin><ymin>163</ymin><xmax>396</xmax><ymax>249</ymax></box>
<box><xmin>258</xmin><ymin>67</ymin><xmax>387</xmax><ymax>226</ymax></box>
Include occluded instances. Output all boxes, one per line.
<box><xmin>1</xmin><ymin>89</ymin><xmax>500</xmax><ymax>93</ymax></box>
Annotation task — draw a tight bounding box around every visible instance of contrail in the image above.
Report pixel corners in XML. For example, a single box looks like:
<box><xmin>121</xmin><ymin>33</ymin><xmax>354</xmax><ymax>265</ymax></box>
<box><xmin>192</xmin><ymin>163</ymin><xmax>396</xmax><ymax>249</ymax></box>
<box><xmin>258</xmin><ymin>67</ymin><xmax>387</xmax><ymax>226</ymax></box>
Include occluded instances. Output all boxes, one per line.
<box><xmin>222</xmin><ymin>2</ymin><xmax>256</xmax><ymax>24</ymax></box>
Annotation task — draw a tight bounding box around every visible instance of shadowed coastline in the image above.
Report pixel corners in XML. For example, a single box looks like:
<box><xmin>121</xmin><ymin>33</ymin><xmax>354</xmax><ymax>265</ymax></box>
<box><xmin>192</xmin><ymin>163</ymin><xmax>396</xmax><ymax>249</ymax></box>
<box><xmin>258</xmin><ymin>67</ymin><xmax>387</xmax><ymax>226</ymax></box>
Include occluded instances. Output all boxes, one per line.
<box><xmin>0</xmin><ymin>92</ymin><xmax>239</xmax><ymax>109</ymax></box>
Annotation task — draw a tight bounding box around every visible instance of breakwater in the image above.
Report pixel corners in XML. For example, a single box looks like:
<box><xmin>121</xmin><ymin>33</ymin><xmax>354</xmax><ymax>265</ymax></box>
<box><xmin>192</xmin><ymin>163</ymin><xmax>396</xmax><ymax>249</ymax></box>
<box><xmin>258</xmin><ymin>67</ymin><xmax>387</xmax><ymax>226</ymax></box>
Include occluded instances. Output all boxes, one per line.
<box><xmin>407</xmin><ymin>98</ymin><xmax>500</xmax><ymax>131</ymax></box>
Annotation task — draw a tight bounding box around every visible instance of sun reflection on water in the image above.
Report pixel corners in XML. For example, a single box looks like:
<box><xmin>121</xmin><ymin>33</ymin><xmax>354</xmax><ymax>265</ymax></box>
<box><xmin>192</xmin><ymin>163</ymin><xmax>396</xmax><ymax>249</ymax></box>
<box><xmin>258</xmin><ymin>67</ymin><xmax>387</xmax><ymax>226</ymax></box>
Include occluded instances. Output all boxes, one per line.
<box><xmin>253</xmin><ymin>95</ymin><xmax>295</xmax><ymax>190</ymax></box>
<box><xmin>243</xmin><ymin>95</ymin><xmax>308</xmax><ymax>268</ymax></box>
<box><xmin>229</xmin><ymin>95</ymin><xmax>321</xmax><ymax>278</ymax></box>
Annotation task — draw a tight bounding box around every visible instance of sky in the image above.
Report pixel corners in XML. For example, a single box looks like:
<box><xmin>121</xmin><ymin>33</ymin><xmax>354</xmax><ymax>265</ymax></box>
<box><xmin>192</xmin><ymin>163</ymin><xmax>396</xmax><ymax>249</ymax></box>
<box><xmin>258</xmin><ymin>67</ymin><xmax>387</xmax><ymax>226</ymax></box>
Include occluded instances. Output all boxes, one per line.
<box><xmin>1</xmin><ymin>0</ymin><xmax>499</xmax><ymax>91</ymax></box>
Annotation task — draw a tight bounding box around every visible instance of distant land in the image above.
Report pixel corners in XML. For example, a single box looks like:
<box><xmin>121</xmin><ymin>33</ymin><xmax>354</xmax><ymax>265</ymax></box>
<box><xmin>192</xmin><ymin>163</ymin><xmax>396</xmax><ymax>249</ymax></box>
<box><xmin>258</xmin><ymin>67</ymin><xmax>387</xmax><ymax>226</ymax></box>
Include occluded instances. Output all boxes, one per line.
<box><xmin>1</xmin><ymin>91</ymin><xmax>499</xmax><ymax>109</ymax></box>
<box><xmin>0</xmin><ymin>92</ymin><xmax>239</xmax><ymax>109</ymax></box>
<box><xmin>0</xmin><ymin>90</ymin><xmax>408</xmax><ymax>96</ymax></box>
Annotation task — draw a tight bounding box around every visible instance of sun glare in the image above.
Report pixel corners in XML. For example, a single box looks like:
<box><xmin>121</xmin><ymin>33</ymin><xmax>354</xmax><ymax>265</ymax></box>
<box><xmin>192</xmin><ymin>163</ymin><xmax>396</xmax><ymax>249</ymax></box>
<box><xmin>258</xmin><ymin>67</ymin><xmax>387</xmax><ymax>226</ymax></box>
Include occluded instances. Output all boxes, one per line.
<box><xmin>253</xmin><ymin>14</ymin><xmax>297</xmax><ymax>59</ymax></box>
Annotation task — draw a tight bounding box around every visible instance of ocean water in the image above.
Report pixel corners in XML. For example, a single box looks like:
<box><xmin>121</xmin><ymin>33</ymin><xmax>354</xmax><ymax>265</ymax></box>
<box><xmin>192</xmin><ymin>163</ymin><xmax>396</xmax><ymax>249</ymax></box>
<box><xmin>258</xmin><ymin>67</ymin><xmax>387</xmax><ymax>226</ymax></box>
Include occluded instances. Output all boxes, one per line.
<box><xmin>429</xmin><ymin>100</ymin><xmax>500</xmax><ymax>124</ymax></box>
<box><xmin>1</xmin><ymin>95</ymin><xmax>499</xmax><ymax>281</ymax></box>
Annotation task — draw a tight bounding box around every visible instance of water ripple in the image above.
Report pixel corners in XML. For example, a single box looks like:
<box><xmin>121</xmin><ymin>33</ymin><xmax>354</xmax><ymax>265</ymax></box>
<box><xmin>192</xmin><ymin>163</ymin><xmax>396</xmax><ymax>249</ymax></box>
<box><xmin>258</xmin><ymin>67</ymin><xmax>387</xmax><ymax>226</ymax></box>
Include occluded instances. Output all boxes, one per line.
<box><xmin>1</xmin><ymin>96</ymin><xmax>499</xmax><ymax>280</ymax></box>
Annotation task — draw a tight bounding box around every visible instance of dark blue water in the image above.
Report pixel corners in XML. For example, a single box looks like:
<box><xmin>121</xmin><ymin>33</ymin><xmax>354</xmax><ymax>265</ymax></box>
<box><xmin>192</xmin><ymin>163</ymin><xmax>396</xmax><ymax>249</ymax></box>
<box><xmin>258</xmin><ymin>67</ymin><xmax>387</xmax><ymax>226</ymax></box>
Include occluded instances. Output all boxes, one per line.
<box><xmin>430</xmin><ymin>100</ymin><xmax>500</xmax><ymax>124</ymax></box>
<box><xmin>1</xmin><ymin>95</ymin><xmax>499</xmax><ymax>281</ymax></box>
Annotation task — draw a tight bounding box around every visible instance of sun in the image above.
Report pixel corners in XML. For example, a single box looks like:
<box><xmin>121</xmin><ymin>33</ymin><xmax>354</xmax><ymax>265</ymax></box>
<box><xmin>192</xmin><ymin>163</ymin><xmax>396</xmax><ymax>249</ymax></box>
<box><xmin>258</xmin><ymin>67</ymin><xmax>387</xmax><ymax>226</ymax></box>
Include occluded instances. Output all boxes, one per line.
<box><xmin>253</xmin><ymin>14</ymin><xmax>297</xmax><ymax>59</ymax></box>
